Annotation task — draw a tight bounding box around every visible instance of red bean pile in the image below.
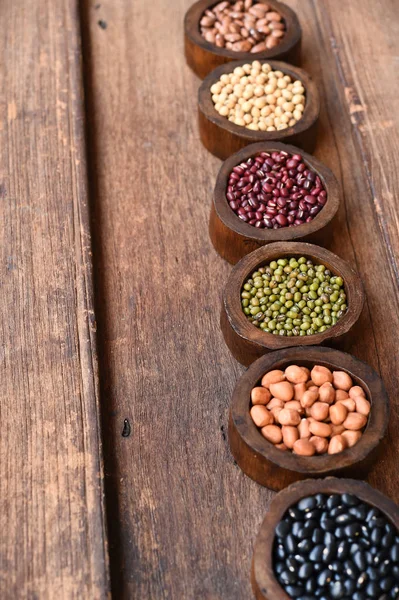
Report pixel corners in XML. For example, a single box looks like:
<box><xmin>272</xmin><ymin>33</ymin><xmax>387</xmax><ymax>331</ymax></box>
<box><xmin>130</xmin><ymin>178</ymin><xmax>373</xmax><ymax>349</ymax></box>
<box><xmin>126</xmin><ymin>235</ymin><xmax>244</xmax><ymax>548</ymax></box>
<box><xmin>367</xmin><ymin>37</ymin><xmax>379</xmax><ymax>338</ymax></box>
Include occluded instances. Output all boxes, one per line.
<box><xmin>226</xmin><ymin>151</ymin><xmax>328</xmax><ymax>229</ymax></box>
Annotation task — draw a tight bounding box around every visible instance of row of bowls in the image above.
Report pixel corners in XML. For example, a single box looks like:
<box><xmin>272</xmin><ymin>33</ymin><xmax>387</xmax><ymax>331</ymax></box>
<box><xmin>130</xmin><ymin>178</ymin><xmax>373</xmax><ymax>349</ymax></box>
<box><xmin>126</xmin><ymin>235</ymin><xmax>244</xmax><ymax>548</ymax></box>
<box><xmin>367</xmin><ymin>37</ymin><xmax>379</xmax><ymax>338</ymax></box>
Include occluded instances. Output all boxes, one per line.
<box><xmin>184</xmin><ymin>2</ymin><xmax>396</xmax><ymax>598</ymax></box>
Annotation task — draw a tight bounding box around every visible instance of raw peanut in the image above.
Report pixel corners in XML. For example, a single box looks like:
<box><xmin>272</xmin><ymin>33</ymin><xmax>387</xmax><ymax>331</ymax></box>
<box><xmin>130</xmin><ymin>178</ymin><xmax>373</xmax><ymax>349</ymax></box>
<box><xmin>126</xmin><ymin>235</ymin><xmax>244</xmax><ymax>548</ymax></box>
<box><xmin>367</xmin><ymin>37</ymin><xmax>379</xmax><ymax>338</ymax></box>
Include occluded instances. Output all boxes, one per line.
<box><xmin>231</xmin><ymin>40</ymin><xmax>252</xmax><ymax>51</ymax></box>
<box><xmin>343</xmin><ymin>412</ymin><xmax>367</xmax><ymax>431</ymax></box>
<box><xmin>269</xmin><ymin>20</ymin><xmax>285</xmax><ymax>30</ymax></box>
<box><xmin>310</xmin><ymin>436</ymin><xmax>329</xmax><ymax>454</ymax></box>
<box><xmin>256</xmin><ymin>25</ymin><xmax>270</xmax><ymax>36</ymax></box>
<box><xmin>330</xmin><ymin>424</ymin><xmax>346</xmax><ymax>437</ymax></box>
<box><xmin>271</xmin><ymin>29</ymin><xmax>284</xmax><ymax>38</ymax></box>
<box><xmin>266</xmin><ymin>397</ymin><xmax>284</xmax><ymax>410</ymax></box>
<box><xmin>354</xmin><ymin>396</ymin><xmax>371</xmax><ymax>416</ymax></box>
<box><xmin>275</xmin><ymin>443</ymin><xmax>288</xmax><ymax>451</ymax></box>
<box><xmin>294</xmin><ymin>382</ymin><xmax>307</xmax><ymax>401</ymax></box>
<box><xmin>332</xmin><ymin>371</ymin><xmax>353</xmax><ymax>391</ymax></box>
<box><xmin>200</xmin><ymin>15</ymin><xmax>216</xmax><ymax>26</ymax></box>
<box><xmin>269</xmin><ymin>381</ymin><xmax>294</xmax><ymax>401</ymax></box>
<box><xmin>300</xmin><ymin>389</ymin><xmax>319</xmax><ymax>408</ymax></box>
<box><xmin>271</xmin><ymin>407</ymin><xmax>283</xmax><ymax>420</ymax></box>
<box><xmin>265</xmin><ymin>11</ymin><xmax>283</xmax><ymax>21</ymax></box>
<box><xmin>342</xmin><ymin>430</ymin><xmax>362</xmax><ymax>448</ymax></box>
<box><xmin>335</xmin><ymin>390</ymin><xmax>349</xmax><ymax>402</ymax></box>
<box><xmin>250</xmin><ymin>41</ymin><xmax>267</xmax><ymax>52</ymax></box>
<box><xmin>225</xmin><ymin>33</ymin><xmax>242</xmax><ymax>42</ymax></box>
<box><xmin>285</xmin><ymin>400</ymin><xmax>304</xmax><ymax>414</ymax></box>
<box><xmin>318</xmin><ymin>382</ymin><xmax>335</xmax><ymax>405</ymax></box>
<box><xmin>330</xmin><ymin>403</ymin><xmax>348</xmax><ymax>425</ymax></box>
<box><xmin>261</xmin><ymin>369</ymin><xmax>285</xmax><ymax>388</ymax></box>
<box><xmin>214</xmin><ymin>1</ymin><xmax>229</xmax><ymax>11</ymax></box>
<box><xmin>282</xmin><ymin>425</ymin><xmax>299</xmax><ymax>449</ymax></box>
<box><xmin>301</xmin><ymin>367</ymin><xmax>311</xmax><ymax>378</ymax></box>
<box><xmin>298</xmin><ymin>418</ymin><xmax>311</xmax><ymax>439</ymax></box>
<box><xmin>265</xmin><ymin>36</ymin><xmax>279</xmax><ymax>48</ymax></box>
<box><xmin>309</xmin><ymin>421</ymin><xmax>332</xmax><ymax>438</ymax></box>
<box><xmin>293</xmin><ymin>439</ymin><xmax>315</xmax><ymax>456</ymax></box>
<box><xmin>278</xmin><ymin>408</ymin><xmax>301</xmax><ymax>427</ymax></box>
<box><xmin>215</xmin><ymin>33</ymin><xmax>225</xmax><ymax>47</ymax></box>
<box><xmin>349</xmin><ymin>385</ymin><xmax>366</xmax><ymax>399</ymax></box>
<box><xmin>310</xmin><ymin>402</ymin><xmax>330</xmax><ymax>421</ymax></box>
<box><xmin>338</xmin><ymin>398</ymin><xmax>356</xmax><ymax>412</ymax></box>
<box><xmin>261</xmin><ymin>424</ymin><xmax>282</xmax><ymax>444</ymax></box>
<box><xmin>285</xmin><ymin>365</ymin><xmax>308</xmax><ymax>384</ymax></box>
<box><xmin>255</xmin><ymin>17</ymin><xmax>268</xmax><ymax>27</ymax></box>
<box><xmin>251</xmin><ymin>386</ymin><xmax>271</xmax><ymax>405</ymax></box>
<box><xmin>250</xmin><ymin>405</ymin><xmax>274</xmax><ymax>427</ymax></box>
<box><xmin>204</xmin><ymin>30</ymin><xmax>216</xmax><ymax>43</ymax></box>
<box><xmin>328</xmin><ymin>434</ymin><xmax>347</xmax><ymax>455</ymax></box>
<box><xmin>311</xmin><ymin>365</ymin><xmax>333</xmax><ymax>386</ymax></box>
<box><xmin>307</xmin><ymin>385</ymin><xmax>319</xmax><ymax>393</ymax></box>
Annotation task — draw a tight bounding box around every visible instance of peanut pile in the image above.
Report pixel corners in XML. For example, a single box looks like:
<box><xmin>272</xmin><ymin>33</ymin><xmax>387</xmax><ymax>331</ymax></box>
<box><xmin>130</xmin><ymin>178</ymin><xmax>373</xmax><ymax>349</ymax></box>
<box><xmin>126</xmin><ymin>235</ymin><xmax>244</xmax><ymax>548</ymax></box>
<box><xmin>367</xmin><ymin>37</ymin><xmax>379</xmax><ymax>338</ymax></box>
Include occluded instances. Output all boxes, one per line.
<box><xmin>250</xmin><ymin>364</ymin><xmax>370</xmax><ymax>455</ymax></box>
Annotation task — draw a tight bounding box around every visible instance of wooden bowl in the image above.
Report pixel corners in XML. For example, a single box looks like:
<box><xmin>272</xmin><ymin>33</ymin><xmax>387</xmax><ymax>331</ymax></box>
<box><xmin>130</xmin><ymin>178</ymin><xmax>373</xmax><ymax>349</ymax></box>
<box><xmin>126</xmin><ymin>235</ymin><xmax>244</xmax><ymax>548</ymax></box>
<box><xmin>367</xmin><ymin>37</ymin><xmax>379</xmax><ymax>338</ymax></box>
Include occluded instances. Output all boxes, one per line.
<box><xmin>184</xmin><ymin>0</ymin><xmax>302</xmax><ymax>80</ymax></box>
<box><xmin>229</xmin><ymin>346</ymin><xmax>389</xmax><ymax>491</ymax></box>
<box><xmin>251</xmin><ymin>477</ymin><xmax>399</xmax><ymax>600</ymax></box>
<box><xmin>221</xmin><ymin>242</ymin><xmax>365</xmax><ymax>366</ymax></box>
<box><xmin>210</xmin><ymin>142</ymin><xmax>341</xmax><ymax>264</ymax></box>
<box><xmin>198</xmin><ymin>60</ymin><xmax>320</xmax><ymax>159</ymax></box>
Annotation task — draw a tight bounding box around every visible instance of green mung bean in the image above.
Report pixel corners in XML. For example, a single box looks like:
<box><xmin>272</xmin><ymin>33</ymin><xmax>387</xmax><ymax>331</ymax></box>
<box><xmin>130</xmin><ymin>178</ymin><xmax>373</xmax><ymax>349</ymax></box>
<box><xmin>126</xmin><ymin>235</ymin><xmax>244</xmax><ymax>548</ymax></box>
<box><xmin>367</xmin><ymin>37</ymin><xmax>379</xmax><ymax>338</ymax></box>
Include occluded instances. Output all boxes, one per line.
<box><xmin>241</xmin><ymin>257</ymin><xmax>348</xmax><ymax>336</ymax></box>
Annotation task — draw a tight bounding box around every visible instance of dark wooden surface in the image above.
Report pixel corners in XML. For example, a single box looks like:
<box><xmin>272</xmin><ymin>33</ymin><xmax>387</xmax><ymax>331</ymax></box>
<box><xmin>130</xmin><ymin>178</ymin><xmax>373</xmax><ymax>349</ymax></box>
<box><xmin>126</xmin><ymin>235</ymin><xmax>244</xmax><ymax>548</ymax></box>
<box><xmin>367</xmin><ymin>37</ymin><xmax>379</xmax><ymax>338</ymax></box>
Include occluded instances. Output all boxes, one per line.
<box><xmin>3</xmin><ymin>0</ymin><xmax>399</xmax><ymax>597</ymax></box>
<box><xmin>0</xmin><ymin>0</ymin><xmax>109</xmax><ymax>598</ymax></box>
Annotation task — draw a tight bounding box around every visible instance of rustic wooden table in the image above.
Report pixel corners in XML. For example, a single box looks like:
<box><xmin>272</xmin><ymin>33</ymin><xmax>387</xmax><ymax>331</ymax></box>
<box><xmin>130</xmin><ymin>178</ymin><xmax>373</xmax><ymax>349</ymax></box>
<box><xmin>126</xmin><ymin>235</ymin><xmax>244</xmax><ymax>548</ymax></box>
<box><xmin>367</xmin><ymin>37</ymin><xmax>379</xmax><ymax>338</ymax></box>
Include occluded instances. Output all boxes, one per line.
<box><xmin>1</xmin><ymin>0</ymin><xmax>398</xmax><ymax>598</ymax></box>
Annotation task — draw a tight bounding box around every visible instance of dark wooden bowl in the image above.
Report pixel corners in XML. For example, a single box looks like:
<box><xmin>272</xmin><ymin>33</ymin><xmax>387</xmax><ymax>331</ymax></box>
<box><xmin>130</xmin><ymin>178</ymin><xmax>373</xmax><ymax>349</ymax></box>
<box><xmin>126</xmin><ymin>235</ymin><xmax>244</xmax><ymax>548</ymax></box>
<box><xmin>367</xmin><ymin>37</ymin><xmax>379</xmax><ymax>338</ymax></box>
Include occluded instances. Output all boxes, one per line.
<box><xmin>251</xmin><ymin>477</ymin><xmax>399</xmax><ymax>600</ymax></box>
<box><xmin>184</xmin><ymin>0</ymin><xmax>302</xmax><ymax>80</ymax></box>
<box><xmin>229</xmin><ymin>346</ymin><xmax>389</xmax><ymax>491</ymax></box>
<box><xmin>198</xmin><ymin>60</ymin><xmax>320</xmax><ymax>159</ymax></box>
<box><xmin>210</xmin><ymin>142</ymin><xmax>341</xmax><ymax>264</ymax></box>
<box><xmin>221</xmin><ymin>242</ymin><xmax>365</xmax><ymax>366</ymax></box>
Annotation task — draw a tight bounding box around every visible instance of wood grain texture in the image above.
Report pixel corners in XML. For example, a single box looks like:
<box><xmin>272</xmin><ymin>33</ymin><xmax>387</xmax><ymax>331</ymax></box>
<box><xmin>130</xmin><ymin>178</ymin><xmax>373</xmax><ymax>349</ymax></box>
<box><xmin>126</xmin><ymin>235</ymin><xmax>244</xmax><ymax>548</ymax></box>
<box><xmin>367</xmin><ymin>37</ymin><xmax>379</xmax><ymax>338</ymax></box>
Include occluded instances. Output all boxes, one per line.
<box><xmin>0</xmin><ymin>1</ymin><xmax>109</xmax><ymax>597</ymax></box>
<box><xmin>82</xmin><ymin>0</ymin><xmax>399</xmax><ymax>597</ymax></box>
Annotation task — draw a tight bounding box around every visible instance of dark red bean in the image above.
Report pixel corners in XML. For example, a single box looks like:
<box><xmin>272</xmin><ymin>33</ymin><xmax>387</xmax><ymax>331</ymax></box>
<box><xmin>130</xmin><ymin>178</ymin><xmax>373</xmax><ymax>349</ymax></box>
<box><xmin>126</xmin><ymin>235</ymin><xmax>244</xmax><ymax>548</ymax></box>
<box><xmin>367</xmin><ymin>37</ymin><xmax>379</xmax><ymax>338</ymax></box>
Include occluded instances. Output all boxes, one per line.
<box><xmin>276</xmin><ymin>214</ymin><xmax>288</xmax><ymax>226</ymax></box>
<box><xmin>226</xmin><ymin>151</ymin><xmax>327</xmax><ymax>230</ymax></box>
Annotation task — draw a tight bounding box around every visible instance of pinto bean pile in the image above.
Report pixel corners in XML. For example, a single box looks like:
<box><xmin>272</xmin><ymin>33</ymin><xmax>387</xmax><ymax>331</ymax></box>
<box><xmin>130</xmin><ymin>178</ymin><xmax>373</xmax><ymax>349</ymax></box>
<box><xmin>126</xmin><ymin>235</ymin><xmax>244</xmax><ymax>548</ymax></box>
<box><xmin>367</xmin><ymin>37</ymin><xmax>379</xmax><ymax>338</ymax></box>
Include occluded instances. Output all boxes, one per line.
<box><xmin>200</xmin><ymin>0</ymin><xmax>286</xmax><ymax>54</ymax></box>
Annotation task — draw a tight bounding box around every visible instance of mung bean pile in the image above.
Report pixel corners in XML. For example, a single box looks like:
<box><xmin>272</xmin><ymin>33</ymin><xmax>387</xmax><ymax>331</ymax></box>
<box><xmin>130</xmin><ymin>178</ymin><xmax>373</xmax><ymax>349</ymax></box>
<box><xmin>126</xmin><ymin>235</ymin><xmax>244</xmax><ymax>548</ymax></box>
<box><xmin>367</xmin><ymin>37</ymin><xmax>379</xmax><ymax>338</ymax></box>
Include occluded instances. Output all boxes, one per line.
<box><xmin>241</xmin><ymin>257</ymin><xmax>347</xmax><ymax>336</ymax></box>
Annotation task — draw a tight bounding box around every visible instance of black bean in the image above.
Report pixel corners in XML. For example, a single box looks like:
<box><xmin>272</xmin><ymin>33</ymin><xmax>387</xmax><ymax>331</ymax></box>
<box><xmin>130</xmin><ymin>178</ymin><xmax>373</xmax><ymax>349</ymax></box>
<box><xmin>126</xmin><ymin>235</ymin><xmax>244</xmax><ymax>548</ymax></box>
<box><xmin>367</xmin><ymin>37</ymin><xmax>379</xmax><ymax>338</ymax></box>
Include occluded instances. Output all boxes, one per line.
<box><xmin>366</xmin><ymin>581</ymin><xmax>381</xmax><ymax>596</ymax></box>
<box><xmin>298</xmin><ymin>562</ymin><xmax>314</xmax><ymax>579</ymax></box>
<box><xmin>344</xmin><ymin>579</ymin><xmax>356</xmax><ymax>595</ymax></box>
<box><xmin>322</xmin><ymin>541</ymin><xmax>336</xmax><ymax>563</ymax></box>
<box><xmin>276</xmin><ymin>520</ymin><xmax>290</xmax><ymax>537</ymax></box>
<box><xmin>326</xmin><ymin>494</ymin><xmax>342</xmax><ymax>510</ymax></box>
<box><xmin>335</xmin><ymin>526</ymin><xmax>347</xmax><ymax>539</ymax></box>
<box><xmin>371</xmin><ymin>527</ymin><xmax>384</xmax><ymax>545</ymax></box>
<box><xmin>381</xmin><ymin>576</ymin><xmax>395</xmax><ymax>592</ymax></box>
<box><xmin>352</xmin><ymin>592</ymin><xmax>367</xmax><ymax>600</ymax></box>
<box><xmin>390</xmin><ymin>584</ymin><xmax>399</xmax><ymax>598</ymax></box>
<box><xmin>297</xmin><ymin>539</ymin><xmax>313</xmax><ymax>553</ymax></box>
<box><xmin>330</xmin><ymin>506</ymin><xmax>347</xmax><ymax>518</ymax></box>
<box><xmin>336</xmin><ymin>514</ymin><xmax>353</xmax><ymax>525</ymax></box>
<box><xmin>349</xmin><ymin>505</ymin><xmax>368</xmax><ymax>520</ymax></box>
<box><xmin>383</xmin><ymin>531</ymin><xmax>395</xmax><ymax>547</ymax></box>
<box><xmin>275</xmin><ymin>544</ymin><xmax>286</xmax><ymax>559</ymax></box>
<box><xmin>285</xmin><ymin>585</ymin><xmax>304</xmax><ymax>597</ymax></box>
<box><xmin>329</xmin><ymin>560</ymin><xmax>344</xmax><ymax>573</ymax></box>
<box><xmin>286</xmin><ymin>557</ymin><xmax>300</xmax><ymax>573</ymax></box>
<box><xmin>292</xmin><ymin>521</ymin><xmax>302</xmax><ymax>537</ymax></box>
<box><xmin>329</xmin><ymin>580</ymin><xmax>346</xmax><ymax>599</ymax></box>
<box><xmin>345</xmin><ymin>523</ymin><xmax>362</xmax><ymax>538</ymax></box>
<box><xmin>356</xmin><ymin>572</ymin><xmax>368</xmax><ymax>588</ymax></box>
<box><xmin>274</xmin><ymin>561</ymin><xmax>285</xmax><ymax>574</ymax></box>
<box><xmin>297</xmin><ymin>527</ymin><xmax>312</xmax><ymax>540</ymax></box>
<box><xmin>279</xmin><ymin>569</ymin><xmax>297</xmax><ymax>585</ymax></box>
<box><xmin>391</xmin><ymin>544</ymin><xmax>399</xmax><ymax>563</ymax></box>
<box><xmin>378</xmin><ymin>562</ymin><xmax>391</xmax><ymax>577</ymax></box>
<box><xmin>284</xmin><ymin>534</ymin><xmax>296</xmax><ymax>554</ymax></box>
<box><xmin>298</xmin><ymin>496</ymin><xmax>319</xmax><ymax>513</ymax></box>
<box><xmin>342</xmin><ymin>494</ymin><xmax>359</xmax><ymax>507</ymax></box>
<box><xmin>344</xmin><ymin>559</ymin><xmax>359</xmax><ymax>579</ymax></box>
<box><xmin>289</xmin><ymin>507</ymin><xmax>303</xmax><ymax>520</ymax></box>
<box><xmin>353</xmin><ymin>550</ymin><xmax>367</xmax><ymax>571</ymax></box>
<box><xmin>312</xmin><ymin>528</ymin><xmax>324</xmax><ymax>544</ymax></box>
<box><xmin>337</xmin><ymin>540</ymin><xmax>350</xmax><ymax>560</ymax></box>
<box><xmin>305</xmin><ymin>577</ymin><xmax>317</xmax><ymax>593</ymax></box>
<box><xmin>317</xmin><ymin>569</ymin><xmax>333</xmax><ymax>586</ymax></box>
<box><xmin>320</xmin><ymin>518</ymin><xmax>335</xmax><ymax>532</ymax></box>
<box><xmin>309</xmin><ymin>545</ymin><xmax>324</xmax><ymax>562</ymax></box>
<box><xmin>303</xmin><ymin>519</ymin><xmax>318</xmax><ymax>531</ymax></box>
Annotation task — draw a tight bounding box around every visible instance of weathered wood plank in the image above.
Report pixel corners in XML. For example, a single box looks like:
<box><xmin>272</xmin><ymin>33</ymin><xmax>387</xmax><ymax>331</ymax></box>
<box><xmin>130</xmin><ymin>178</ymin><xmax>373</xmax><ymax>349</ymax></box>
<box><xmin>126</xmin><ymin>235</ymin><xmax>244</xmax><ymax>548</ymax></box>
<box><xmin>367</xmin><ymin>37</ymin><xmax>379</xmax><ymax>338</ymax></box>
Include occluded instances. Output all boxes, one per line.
<box><xmin>0</xmin><ymin>1</ymin><xmax>109</xmax><ymax>597</ymax></box>
<box><xmin>83</xmin><ymin>0</ymin><xmax>399</xmax><ymax>597</ymax></box>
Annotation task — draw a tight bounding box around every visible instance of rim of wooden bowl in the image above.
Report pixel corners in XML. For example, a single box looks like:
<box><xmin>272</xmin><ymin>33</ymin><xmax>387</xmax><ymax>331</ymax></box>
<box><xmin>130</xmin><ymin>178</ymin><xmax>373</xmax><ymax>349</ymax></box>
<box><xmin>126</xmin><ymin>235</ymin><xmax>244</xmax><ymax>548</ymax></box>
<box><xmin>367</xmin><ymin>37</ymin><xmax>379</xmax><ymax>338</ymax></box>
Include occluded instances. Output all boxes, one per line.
<box><xmin>198</xmin><ymin>60</ymin><xmax>319</xmax><ymax>143</ymax></box>
<box><xmin>185</xmin><ymin>0</ymin><xmax>301</xmax><ymax>62</ymax></box>
<box><xmin>223</xmin><ymin>241</ymin><xmax>365</xmax><ymax>351</ymax></box>
<box><xmin>231</xmin><ymin>346</ymin><xmax>389</xmax><ymax>477</ymax></box>
<box><xmin>214</xmin><ymin>141</ymin><xmax>340</xmax><ymax>243</ymax></box>
<box><xmin>252</xmin><ymin>477</ymin><xmax>399</xmax><ymax>600</ymax></box>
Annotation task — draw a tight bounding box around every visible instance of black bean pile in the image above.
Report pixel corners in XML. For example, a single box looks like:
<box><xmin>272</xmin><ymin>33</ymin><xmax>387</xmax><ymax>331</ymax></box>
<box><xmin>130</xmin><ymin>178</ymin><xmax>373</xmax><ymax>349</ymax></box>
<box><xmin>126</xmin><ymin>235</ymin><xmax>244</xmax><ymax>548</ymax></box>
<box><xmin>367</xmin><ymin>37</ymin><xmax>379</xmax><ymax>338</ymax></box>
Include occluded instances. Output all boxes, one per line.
<box><xmin>273</xmin><ymin>493</ymin><xmax>399</xmax><ymax>599</ymax></box>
